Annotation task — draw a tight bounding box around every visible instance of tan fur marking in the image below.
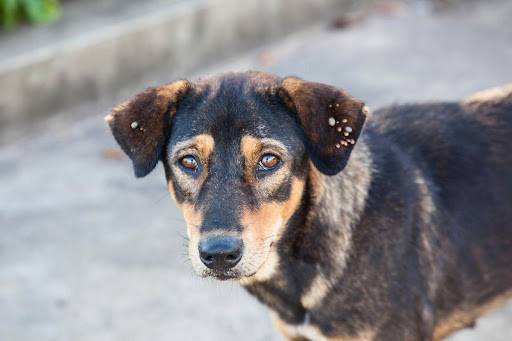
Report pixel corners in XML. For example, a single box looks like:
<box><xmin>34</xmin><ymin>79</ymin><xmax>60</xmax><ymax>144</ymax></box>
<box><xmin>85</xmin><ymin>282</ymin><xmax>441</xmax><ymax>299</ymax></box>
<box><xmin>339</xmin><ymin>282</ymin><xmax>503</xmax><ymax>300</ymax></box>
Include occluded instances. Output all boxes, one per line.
<box><xmin>301</xmin><ymin>139</ymin><xmax>373</xmax><ymax>309</ymax></box>
<box><xmin>109</xmin><ymin>99</ymin><xmax>130</xmax><ymax>117</ymax></box>
<box><xmin>170</xmin><ymin>134</ymin><xmax>215</xmax><ymax>164</ymax></box>
<box><xmin>240</xmin><ymin>177</ymin><xmax>305</xmax><ymax>283</ymax></box>
<box><xmin>240</xmin><ymin>135</ymin><xmax>290</xmax><ymax>195</ymax></box>
<box><xmin>155</xmin><ymin>80</ymin><xmax>190</xmax><ymax>104</ymax></box>
<box><xmin>168</xmin><ymin>134</ymin><xmax>214</xmax><ymax>197</ymax></box>
<box><xmin>240</xmin><ymin>135</ymin><xmax>261</xmax><ymax>187</ymax></box>
<box><xmin>330</xmin><ymin>331</ymin><xmax>376</xmax><ymax>341</ymax></box>
<box><xmin>462</xmin><ymin>84</ymin><xmax>512</xmax><ymax>104</ymax></box>
<box><xmin>460</xmin><ymin>84</ymin><xmax>512</xmax><ymax>127</ymax></box>
<box><xmin>167</xmin><ymin>180</ymin><xmax>177</xmax><ymax>202</ymax></box>
<box><xmin>240</xmin><ymin>135</ymin><xmax>261</xmax><ymax>165</ymax></box>
<box><xmin>414</xmin><ymin>168</ymin><xmax>442</xmax><ymax>300</ymax></box>
<box><xmin>433</xmin><ymin>290</ymin><xmax>512</xmax><ymax>340</ymax></box>
<box><xmin>189</xmin><ymin>134</ymin><xmax>215</xmax><ymax>161</ymax></box>
<box><xmin>104</xmin><ymin>113</ymin><xmax>114</xmax><ymax>123</ymax></box>
<box><xmin>271</xmin><ymin>312</ymin><xmax>310</xmax><ymax>341</ymax></box>
<box><xmin>180</xmin><ymin>202</ymin><xmax>202</xmax><ymax>240</ymax></box>
<box><xmin>179</xmin><ymin>202</ymin><xmax>208</xmax><ymax>274</ymax></box>
<box><xmin>271</xmin><ymin>311</ymin><xmax>376</xmax><ymax>341</ymax></box>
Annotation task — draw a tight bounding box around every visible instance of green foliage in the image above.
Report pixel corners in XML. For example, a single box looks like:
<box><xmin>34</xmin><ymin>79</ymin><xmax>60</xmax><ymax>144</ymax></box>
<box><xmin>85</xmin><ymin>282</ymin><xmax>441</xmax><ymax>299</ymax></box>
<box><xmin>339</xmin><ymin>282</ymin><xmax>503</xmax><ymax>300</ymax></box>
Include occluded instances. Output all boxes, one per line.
<box><xmin>0</xmin><ymin>0</ymin><xmax>60</xmax><ymax>29</ymax></box>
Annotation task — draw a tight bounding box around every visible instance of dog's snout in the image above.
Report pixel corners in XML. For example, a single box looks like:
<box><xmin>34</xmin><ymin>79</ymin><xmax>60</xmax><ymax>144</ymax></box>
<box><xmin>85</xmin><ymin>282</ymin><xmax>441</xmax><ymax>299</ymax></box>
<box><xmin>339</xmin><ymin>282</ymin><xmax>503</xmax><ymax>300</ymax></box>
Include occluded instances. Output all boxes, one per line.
<box><xmin>198</xmin><ymin>236</ymin><xmax>243</xmax><ymax>270</ymax></box>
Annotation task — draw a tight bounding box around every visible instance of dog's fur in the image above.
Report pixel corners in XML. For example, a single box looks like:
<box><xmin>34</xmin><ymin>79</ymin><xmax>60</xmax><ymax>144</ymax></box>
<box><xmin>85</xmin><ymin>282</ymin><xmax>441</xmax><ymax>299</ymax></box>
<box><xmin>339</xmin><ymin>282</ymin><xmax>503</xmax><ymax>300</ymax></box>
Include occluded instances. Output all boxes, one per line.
<box><xmin>106</xmin><ymin>72</ymin><xmax>512</xmax><ymax>340</ymax></box>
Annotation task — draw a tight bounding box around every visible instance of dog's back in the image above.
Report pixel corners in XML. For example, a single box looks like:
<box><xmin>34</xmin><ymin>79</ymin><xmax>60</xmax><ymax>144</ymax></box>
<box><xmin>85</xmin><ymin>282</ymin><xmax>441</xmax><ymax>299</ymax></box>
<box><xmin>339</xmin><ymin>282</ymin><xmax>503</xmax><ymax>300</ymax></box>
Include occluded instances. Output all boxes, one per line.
<box><xmin>370</xmin><ymin>85</ymin><xmax>512</xmax><ymax>336</ymax></box>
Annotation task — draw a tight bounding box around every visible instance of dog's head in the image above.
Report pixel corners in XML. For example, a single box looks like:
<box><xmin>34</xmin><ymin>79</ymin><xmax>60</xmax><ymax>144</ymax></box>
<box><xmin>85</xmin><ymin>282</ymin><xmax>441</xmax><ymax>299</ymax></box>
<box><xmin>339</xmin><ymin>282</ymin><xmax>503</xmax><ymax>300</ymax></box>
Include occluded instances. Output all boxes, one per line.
<box><xmin>106</xmin><ymin>72</ymin><xmax>367</xmax><ymax>281</ymax></box>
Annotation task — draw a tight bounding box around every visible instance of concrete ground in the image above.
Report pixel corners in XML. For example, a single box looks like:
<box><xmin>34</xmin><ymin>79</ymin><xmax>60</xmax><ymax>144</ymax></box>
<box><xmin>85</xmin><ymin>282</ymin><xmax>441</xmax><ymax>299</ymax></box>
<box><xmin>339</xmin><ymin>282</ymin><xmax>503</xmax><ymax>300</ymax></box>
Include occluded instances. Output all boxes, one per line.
<box><xmin>1</xmin><ymin>1</ymin><xmax>512</xmax><ymax>340</ymax></box>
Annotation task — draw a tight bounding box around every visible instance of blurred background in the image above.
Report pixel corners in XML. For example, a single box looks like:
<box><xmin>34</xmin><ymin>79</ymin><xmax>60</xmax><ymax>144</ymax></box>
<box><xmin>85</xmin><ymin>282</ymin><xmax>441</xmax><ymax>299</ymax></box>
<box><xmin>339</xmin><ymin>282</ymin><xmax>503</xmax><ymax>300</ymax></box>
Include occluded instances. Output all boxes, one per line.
<box><xmin>1</xmin><ymin>0</ymin><xmax>511</xmax><ymax>340</ymax></box>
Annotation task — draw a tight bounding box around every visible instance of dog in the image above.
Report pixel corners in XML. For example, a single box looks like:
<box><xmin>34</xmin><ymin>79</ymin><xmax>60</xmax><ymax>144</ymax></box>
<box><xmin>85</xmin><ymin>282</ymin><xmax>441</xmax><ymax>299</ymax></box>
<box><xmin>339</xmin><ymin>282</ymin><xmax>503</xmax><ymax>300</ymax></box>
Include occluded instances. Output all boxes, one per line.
<box><xmin>105</xmin><ymin>71</ymin><xmax>512</xmax><ymax>340</ymax></box>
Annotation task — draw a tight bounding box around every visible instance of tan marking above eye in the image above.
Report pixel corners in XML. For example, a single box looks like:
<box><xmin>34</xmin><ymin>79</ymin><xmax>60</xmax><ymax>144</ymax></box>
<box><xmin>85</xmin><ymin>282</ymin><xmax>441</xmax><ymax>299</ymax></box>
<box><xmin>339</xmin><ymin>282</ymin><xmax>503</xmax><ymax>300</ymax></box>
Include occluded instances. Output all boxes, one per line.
<box><xmin>241</xmin><ymin>136</ymin><xmax>287</xmax><ymax>162</ymax></box>
<box><xmin>240</xmin><ymin>135</ymin><xmax>291</xmax><ymax>197</ymax></box>
<box><xmin>167</xmin><ymin>134</ymin><xmax>214</xmax><ymax>198</ymax></box>
<box><xmin>240</xmin><ymin>135</ymin><xmax>261</xmax><ymax>166</ymax></box>
<box><xmin>241</xmin><ymin>135</ymin><xmax>288</xmax><ymax>170</ymax></box>
<box><xmin>171</xmin><ymin>134</ymin><xmax>215</xmax><ymax>163</ymax></box>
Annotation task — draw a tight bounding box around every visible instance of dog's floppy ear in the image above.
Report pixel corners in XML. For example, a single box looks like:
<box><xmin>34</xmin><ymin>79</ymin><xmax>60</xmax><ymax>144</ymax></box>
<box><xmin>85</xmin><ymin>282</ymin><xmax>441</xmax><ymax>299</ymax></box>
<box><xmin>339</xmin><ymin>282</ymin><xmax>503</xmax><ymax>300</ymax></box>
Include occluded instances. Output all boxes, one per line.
<box><xmin>105</xmin><ymin>80</ymin><xmax>190</xmax><ymax>177</ymax></box>
<box><xmin>278</xmin><ymin>77</ymin><xmax>367</xmax><ymax>175</ymax></box>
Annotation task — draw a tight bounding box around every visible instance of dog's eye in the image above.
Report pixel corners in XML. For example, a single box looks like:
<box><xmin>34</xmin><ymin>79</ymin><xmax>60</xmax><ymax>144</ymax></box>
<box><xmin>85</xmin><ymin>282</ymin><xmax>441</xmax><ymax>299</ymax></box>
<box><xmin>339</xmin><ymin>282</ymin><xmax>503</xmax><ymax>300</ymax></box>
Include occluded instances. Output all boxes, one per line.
<box><xmin>179</xmin><ymin>155</ymin><xmax>199</xmax><ymax>172</ymax></box>
<box><xmin>257</xmin><ymin>154</ymin><xmax>281</xmax><ymax>171</ymax></box>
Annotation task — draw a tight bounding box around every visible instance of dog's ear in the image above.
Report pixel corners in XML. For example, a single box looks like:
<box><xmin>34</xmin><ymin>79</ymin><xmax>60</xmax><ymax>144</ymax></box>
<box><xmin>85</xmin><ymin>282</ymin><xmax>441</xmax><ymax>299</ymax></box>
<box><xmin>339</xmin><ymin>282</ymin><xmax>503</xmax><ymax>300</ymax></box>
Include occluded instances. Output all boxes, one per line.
<box><xmin>105</xmin><ymin>80</ymin><xmax>191</xmax><ymax>177</ymax></box>
<box><xmin>278</xmin><ymin>77</ymin><xmax>367</xmax><ymax>175</ymax></box>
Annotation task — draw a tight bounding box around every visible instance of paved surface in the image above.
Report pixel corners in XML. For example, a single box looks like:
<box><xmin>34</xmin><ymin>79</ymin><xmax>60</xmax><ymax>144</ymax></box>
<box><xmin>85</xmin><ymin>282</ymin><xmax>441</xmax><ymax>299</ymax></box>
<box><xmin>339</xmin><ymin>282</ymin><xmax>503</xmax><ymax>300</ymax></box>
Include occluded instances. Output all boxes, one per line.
<box><xmin>0</xmin><ymin>0</ymin><xmax>361</xmax><ymax>143</ymax></box>
<box><xmin>1</xmin><ymin>1</ymin><xmax>512</xmax><ymax>340</ymax></box>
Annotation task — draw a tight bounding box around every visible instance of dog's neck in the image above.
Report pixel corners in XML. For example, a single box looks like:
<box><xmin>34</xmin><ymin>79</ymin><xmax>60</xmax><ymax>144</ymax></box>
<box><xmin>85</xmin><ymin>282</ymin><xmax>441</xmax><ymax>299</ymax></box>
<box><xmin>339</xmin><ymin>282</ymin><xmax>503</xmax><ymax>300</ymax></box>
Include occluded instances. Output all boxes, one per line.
<box><xmin>242</xmin><ymin>136</ymin><xmax>374</xmax><ymax>322</ymax></box>
<box><xmin>298</xmin><ymin>136</ymin><xmax>373</xmax><ymax>309</ymax></box>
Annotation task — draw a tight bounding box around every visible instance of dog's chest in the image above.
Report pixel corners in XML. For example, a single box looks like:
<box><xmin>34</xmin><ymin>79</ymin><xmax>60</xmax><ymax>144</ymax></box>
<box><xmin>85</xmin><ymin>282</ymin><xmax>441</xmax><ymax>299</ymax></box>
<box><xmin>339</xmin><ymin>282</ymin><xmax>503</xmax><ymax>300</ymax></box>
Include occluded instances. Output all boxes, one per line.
<box><xmin>278</xmin><ymin>312</ymin><xmax>375</xmax><ymax>341</ymax></box>
<box><xmin>280</xmin><ymin>312</ymin><xmax>330</xmax><ymax>341</ymax></box>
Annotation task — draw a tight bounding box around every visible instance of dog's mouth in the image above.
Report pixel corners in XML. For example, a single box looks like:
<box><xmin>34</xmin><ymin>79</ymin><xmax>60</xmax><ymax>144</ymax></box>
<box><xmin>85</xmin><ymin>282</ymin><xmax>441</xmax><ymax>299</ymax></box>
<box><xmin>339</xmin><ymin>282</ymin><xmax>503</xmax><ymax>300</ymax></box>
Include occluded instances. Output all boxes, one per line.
<box><xmin>199</xmin><ymin>262</ymin><xmax>261</xmax><ymax>281</ymax></box>
<box><xmin>202</xmin><ymin>268</ymin><xmax>241</xmax><ymax>281</ymax></box>
<box><xmin>195</xmin><ymin>244</ymin><xmax>274</xmax><ymax>282</ymax></box>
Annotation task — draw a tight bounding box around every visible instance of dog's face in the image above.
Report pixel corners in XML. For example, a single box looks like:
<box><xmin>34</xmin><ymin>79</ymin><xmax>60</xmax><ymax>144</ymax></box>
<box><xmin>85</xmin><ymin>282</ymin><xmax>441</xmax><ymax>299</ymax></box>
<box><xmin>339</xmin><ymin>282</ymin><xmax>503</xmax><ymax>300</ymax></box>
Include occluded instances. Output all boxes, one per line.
<box><xmin>106</xmin><ymin>72</ymin><xmax>366</xmax><ymax>281</ymax></box>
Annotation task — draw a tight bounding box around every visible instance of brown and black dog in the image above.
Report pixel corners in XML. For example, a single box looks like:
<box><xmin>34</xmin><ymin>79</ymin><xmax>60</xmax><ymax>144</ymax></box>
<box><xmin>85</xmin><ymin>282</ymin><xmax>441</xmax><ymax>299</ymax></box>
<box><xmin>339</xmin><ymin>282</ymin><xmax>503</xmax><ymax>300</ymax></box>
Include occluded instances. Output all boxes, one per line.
<box><xmin>106</xmin><ymin>71</ymin><xmax>512</xmax><ymax>340</ymax></box>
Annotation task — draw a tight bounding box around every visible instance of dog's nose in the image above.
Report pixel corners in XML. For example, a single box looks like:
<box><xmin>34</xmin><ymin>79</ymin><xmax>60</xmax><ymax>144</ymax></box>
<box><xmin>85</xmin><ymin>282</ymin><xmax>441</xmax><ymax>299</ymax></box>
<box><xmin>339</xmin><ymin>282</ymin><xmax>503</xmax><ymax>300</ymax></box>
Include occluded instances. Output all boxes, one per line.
<box><xmin>198</xmin><ymin>236</ymin><xmax>243</xmax><ymax>270</ymax></box>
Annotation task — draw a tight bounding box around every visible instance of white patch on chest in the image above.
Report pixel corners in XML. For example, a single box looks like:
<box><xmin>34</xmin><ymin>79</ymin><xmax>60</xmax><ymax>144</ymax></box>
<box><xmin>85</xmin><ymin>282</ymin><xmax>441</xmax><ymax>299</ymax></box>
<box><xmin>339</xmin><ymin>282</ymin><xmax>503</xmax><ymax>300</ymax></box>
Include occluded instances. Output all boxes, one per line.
<box><xmin>276</xmin><ymin>312</ymin><xmax>376</xmax><ymax>341</ymax></box>
<box><xmin>283</xmin><ymin>313</ymin><xmax>330</xmax><ymax>341</ymax></box>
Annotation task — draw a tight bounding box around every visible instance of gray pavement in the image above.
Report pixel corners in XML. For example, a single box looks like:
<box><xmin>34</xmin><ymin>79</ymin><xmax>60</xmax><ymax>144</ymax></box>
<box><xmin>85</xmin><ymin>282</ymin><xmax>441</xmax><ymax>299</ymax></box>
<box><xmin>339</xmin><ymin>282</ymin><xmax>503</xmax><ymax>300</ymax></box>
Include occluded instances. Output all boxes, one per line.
<box><xmin>0</xmin><ymin>0</ymin><xmax>363</xmax><ymax>143</ymax></box>
<box><xmin>1</xmin><ymin>1</ymin><xmax>512</xmax><ymax>340</ymax></box>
